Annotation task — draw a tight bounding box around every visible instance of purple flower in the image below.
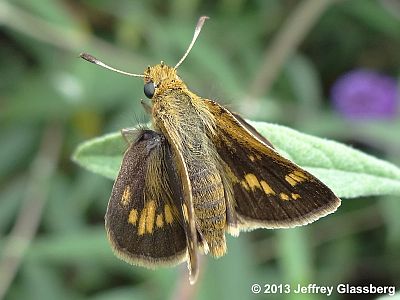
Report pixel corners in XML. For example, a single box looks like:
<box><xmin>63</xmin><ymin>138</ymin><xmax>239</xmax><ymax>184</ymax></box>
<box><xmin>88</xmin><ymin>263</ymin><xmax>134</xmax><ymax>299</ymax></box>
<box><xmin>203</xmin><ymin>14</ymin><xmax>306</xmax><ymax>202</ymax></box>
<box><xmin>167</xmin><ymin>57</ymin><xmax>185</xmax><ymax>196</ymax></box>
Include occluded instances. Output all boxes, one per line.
<box><xmin>331</xmin><ymin>69</ymin><xmax>398</xmax><ymax>119</ymax></box>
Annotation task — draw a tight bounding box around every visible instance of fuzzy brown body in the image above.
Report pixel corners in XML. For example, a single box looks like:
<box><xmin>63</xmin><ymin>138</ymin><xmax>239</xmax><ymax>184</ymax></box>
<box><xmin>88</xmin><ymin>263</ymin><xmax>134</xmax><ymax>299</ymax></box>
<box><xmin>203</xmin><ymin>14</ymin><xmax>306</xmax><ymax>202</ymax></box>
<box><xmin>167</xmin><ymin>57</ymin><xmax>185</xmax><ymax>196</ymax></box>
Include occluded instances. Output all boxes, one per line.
<box><xmin>149</xmin><ymin>68</ymin><xmax>229</xmax><ymax>257</ymax></box>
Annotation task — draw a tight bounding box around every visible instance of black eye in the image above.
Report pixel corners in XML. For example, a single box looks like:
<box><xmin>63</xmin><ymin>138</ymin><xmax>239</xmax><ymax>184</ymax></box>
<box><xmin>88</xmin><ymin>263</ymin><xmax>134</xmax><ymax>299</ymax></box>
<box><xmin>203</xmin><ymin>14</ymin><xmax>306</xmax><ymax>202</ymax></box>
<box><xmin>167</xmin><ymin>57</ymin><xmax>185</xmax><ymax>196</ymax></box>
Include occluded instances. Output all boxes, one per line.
<box><xmin>144</xmin><ymin>81</ymin><xmax>155</xmax><ymax>99</ymax></box>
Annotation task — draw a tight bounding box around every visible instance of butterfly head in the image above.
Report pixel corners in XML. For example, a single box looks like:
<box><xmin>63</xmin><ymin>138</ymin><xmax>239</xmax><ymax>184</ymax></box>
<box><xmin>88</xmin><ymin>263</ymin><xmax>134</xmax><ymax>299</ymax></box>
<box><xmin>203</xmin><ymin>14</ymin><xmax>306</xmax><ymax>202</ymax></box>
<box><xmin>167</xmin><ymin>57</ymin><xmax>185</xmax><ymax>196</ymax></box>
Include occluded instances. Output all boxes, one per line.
<box><xmin>143</xmin><ymin>63</ymin><xmax>185</xmax><ymax>99</ymax></box>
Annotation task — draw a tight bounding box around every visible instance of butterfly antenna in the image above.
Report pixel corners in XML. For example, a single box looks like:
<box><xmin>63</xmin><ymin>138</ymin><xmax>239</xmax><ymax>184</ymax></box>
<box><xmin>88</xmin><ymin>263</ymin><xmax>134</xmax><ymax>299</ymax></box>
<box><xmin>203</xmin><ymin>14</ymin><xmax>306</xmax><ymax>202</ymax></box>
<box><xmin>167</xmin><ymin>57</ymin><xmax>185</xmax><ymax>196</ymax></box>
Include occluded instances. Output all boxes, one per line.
<box><xmin>174</xmin><ymin>16</ymin><xmax>209</xmax><ymax>70</ymax></box>
<box><xmin>79</xmin><ymin>53</ymin><xmax>144</xmax><ymax>78</ymax></box>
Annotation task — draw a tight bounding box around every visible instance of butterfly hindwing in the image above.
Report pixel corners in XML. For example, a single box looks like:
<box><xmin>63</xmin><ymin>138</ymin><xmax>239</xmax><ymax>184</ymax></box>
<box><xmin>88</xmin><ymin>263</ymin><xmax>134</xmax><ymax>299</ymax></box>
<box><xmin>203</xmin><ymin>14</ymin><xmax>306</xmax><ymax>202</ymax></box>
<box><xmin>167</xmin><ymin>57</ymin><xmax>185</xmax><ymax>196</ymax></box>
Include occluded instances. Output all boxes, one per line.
<box><xmin>204</xmin><ymin>99</ymin><xmax>341</xmax><ymax>230</ymax></box>
<box><xmin>105</xmin><ymin>129</ymin><xmax>188</xmax><ymax>267</ymax></box>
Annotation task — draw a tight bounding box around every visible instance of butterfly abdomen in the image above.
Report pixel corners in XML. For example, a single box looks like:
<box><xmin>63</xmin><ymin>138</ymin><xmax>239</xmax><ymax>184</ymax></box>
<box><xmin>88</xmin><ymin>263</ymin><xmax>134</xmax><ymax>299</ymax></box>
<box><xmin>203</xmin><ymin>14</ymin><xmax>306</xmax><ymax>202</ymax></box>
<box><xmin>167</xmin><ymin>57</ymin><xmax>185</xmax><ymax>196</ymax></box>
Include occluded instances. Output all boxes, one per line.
<box><xmin>190</xmin><ymin>165</ymin><xmax>227</xmax><ymax>258</ymax></box>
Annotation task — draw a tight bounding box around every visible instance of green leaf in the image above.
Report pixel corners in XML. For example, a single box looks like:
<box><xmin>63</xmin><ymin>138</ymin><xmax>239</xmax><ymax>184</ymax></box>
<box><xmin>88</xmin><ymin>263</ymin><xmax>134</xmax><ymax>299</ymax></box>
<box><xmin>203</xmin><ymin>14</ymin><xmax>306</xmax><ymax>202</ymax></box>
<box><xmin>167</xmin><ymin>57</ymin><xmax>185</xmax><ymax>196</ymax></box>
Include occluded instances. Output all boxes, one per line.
<box><xmin>73</xmin><ymin>132</ymin><xmax>127</xmax><ymax>180</ymax></box>
<box><xmin>72</xmin><ymin>122</ymin><xmax>400</xmax><ymax>199</ymax></box>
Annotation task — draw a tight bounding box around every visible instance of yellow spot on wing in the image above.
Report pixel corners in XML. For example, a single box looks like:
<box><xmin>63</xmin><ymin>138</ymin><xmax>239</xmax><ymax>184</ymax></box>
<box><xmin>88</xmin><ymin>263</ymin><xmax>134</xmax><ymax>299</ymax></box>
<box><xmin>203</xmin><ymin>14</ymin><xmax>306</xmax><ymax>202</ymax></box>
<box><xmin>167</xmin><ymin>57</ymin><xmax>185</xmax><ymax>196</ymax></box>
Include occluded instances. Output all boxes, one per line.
<box><xmin>128</xmin><ymin>209</ymin><xmax>138</xmax><ymax>225</ymax></box>
<box><xmin>245</xmin><ymin>173</ymin><xmax>261</xmax><ymax>191</ymax></box>
<box><xmin>260</xmin><ymin>180</ymin><xmax>275</xmax><ymax>195</ymax></box>
<box><xmin>156</xmin><ymin>213</ymin><xmax>164</xmax><ymax>228</ymax></box>
<box><xmin>285</xmin><ymin>175</ymin><xmax>297</xmax><ymax>186</ymax></box>
<box><xmin>182</xmin><ymin>204</ymin><xmax>189</xmax><ymax>222</ymax></box>
<box><xmin>279</xmin><ymin>193</ymin><xmax>289</xmax><ymax>201</ymax></box>
<box><xmin>291</xmin><ymin>193</ymin><xmax>301</xmax><ymax>200</ymax></box>
<box><xmin>249</xmin><ymin>155</ymin><xmax>255</xmax><ymax>162</ymax></box>
<box><xmin>146</xmin><ymin>200</ymin><xmax>156</xmax><ymax>234</ymax></box>
<box><xmin>241</xmin><ymin>180</ymin><xmax>250</xmax><ymax>191</ymax></box>
<box><xmin>285</xmin><ymin>171</ymin><xmax>308</xmax><ymax>186</ymax></box>
<box><xmin>164</xmin><ymin>204</ymin><xmax>174</xmax><ymax>224</ymax></box>
<box><xmin>138</xmin><ymin>207</ymin><xmax>147</xmax><ymax>235</ymax></box>
<box><xmin>293</xmin><ymin>170</ymin><xmax>307</xmax><ymax>179</ymax></box>
<box><xmin>289</xmin><ymin>173</ymin><xmax>304</xmax><ymax>182</ymax></box>
<box><xmin>121</xmin><ymin>186</ymin><xmax>131</xmax><ymax>206</ymax></box>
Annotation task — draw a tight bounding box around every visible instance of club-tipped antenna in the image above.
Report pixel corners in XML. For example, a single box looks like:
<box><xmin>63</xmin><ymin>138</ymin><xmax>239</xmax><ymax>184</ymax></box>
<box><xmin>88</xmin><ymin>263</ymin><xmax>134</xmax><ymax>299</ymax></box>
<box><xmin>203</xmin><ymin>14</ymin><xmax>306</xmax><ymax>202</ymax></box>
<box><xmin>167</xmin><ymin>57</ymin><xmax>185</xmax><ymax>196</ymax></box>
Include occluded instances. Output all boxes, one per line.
<box><xmin>79</xmin><ymin>53</ymin><xmax>144</xmax><ymax>78</ymax></box>
<box><xmin>174</xmin><ymin>16</ymin><xmax>209</xmax><ymax>70</ymax></box>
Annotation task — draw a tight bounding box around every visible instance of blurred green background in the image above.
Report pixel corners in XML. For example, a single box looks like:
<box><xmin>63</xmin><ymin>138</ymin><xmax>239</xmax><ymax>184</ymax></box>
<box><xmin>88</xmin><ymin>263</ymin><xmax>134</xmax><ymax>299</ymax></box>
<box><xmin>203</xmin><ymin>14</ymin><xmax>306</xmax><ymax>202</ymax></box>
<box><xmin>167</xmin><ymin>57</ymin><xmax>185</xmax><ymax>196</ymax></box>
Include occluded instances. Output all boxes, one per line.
<box><xmin>1</xmin><ymin>0</ymin><xmax>399</xmax><ymax>299</ymax></box>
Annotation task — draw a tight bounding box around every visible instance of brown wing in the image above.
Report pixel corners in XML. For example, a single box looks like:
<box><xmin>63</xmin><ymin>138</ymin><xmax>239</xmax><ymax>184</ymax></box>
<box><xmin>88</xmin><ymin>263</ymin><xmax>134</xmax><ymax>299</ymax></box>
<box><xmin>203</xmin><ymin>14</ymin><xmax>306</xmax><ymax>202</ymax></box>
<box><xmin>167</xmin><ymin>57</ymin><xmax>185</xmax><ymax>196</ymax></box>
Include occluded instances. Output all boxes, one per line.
<box><xmin>231</xmin><ymin>112</ymin><xmax>275</xmax><ymax>149</ymax></box>
<box><xmin>204</xmin><ymin>99</ymin><xmax>341</xmax><ymax>230</ymax></box>
<box><xmin>105</xmin><ymin>129</ymin><xmax>188</xmax><ymax>267</ymax></box>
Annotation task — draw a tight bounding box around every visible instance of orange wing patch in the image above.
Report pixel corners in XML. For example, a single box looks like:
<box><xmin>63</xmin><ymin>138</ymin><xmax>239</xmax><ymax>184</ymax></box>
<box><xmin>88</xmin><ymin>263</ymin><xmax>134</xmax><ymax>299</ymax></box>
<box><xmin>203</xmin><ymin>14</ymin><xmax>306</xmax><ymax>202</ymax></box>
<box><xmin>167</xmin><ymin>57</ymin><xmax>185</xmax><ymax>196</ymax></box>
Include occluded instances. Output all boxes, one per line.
<box><xmin>279</xmin><ymin>193</ymin><xmax>290</xmax><ymax>201</ymax></box>
<box><xmin>164</xmin><ymin>204</ymin><xmax>174</xmax><ymax>224</ymax></box>
<box><xmin>285</xmin><ymin>171</ymin><xmax>308</xmax><ymax>187</ymax></box>
<box><xmin>131</xmin><ymin>201</ymin><xmax>178</xmax><ymax>235</ymax></box>
<box><xmin>121</xmin><ymin>186</ymin><xmax>131</xmax><ymax>206</ymax></box>
<box><xmin>260</xmin><ymin>180</ymin><xmax>275</xmax><ymax>195</ymax></box>
<box><xmin>128</xmin><ymin>209</ymin><xmax>138</xmax><ymax>225</ymax></box>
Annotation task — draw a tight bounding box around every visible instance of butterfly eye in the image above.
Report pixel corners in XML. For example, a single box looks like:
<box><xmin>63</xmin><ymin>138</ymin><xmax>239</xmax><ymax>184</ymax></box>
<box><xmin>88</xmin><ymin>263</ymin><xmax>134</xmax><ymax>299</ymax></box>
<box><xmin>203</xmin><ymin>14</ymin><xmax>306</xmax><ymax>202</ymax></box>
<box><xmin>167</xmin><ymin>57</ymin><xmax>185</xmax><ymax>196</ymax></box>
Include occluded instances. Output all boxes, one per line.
<box><xmin>144</xmin><ymin>81</ymin><xmax>155</xmax><ymax>99</ymax></box>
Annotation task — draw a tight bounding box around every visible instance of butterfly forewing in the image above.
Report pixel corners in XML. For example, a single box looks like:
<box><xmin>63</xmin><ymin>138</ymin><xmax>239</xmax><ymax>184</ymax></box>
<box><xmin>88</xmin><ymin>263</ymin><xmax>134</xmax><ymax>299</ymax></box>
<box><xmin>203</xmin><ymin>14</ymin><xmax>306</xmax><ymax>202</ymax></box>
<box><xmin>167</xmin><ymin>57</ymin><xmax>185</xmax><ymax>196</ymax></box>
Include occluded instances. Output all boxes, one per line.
<box><xmin>105</xmin><ymin>129</ymin><xmax>188</xmax><ymax>267</ymax></box>
<box><xmin>204</xmin><ymin>99</ymin><xmax>341</xmax><ymax>230</ymax></box>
